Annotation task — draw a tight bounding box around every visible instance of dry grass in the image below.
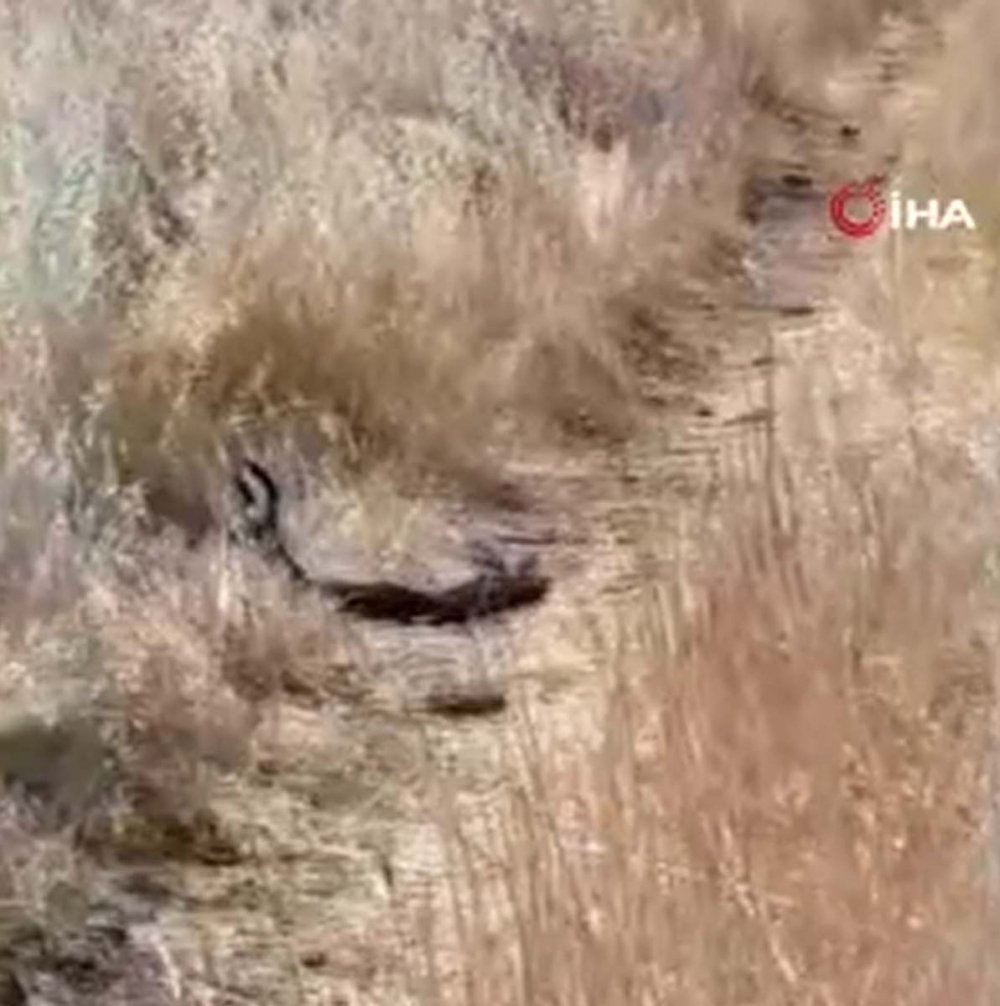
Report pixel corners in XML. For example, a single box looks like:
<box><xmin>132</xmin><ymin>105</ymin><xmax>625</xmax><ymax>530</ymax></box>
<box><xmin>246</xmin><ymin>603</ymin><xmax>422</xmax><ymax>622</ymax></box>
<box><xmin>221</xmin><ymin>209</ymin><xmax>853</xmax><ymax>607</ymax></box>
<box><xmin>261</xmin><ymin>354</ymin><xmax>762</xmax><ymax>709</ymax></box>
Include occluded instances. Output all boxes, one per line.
<box><xmin>0</xmin><ymin>0</ymin><xmax>923</xmax><ymax>523</ymax></box>
<box><xmin>425</xmin><ymin>414</ymin><xmax>1000</xmax><ymax>1005</ymax></box>
<box><xmin>411</xmin><ymin>3</ymin><xmax>1000</xmax><ymax>1002</ymax></box>
<box><xmin>0</xmin><ymin>0</ymin><xmax>998</xmax><ymax>1002</ymax></box>
<box><xmin>0</xmin><ymin>0</ymin><xmax>753</xmax><ymax>527</ymax></box>
<box><xmin>856</xmin><ymin>0</ymin><xmax>1000</xmax><ymax>371</ymax></box>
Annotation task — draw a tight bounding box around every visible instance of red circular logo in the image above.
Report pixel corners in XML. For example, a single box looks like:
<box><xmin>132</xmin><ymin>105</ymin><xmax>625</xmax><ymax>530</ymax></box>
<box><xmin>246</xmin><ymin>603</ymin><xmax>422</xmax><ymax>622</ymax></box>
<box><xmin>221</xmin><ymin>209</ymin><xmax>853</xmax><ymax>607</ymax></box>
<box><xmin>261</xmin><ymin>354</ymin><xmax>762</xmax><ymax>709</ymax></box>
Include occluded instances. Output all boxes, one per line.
<box><xmin>828</xmin><ymin>181</ymin><xmax>886</xmax><ymax>239</ymax></box>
